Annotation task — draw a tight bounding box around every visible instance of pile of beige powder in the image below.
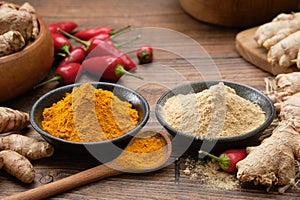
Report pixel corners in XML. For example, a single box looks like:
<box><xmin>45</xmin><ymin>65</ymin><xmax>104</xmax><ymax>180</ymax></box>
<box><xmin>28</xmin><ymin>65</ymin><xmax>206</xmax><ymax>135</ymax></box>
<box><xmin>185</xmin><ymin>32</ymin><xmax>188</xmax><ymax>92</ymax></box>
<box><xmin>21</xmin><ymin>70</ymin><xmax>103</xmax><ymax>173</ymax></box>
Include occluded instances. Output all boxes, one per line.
<box><xmin>162</xmin><ymin>82</ymin><xmax>265</xmax><ymax>137</ymax></box>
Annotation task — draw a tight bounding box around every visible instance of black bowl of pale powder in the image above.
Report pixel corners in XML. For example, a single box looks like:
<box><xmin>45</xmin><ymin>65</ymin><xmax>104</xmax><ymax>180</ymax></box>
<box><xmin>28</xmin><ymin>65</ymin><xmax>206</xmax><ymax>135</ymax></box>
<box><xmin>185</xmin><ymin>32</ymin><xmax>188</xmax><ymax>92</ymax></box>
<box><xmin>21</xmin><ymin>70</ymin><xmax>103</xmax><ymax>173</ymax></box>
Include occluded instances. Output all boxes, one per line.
<box><xmin>155</xmin><ymin>80</ymin><xmax>275</xmax><ymax>154</ymax></box>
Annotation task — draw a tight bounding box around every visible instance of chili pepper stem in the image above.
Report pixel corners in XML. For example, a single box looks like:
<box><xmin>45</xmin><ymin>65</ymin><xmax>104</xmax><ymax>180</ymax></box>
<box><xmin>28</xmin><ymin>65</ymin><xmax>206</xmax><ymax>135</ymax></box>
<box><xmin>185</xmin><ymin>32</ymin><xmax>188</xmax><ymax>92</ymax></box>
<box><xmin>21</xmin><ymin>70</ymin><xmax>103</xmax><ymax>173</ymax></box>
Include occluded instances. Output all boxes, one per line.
<box><xmin>60</xmin><ymin>44</ymin><xmax>71</xmax><ymax>56</ymax></box>
<box><xmin>59</xmin><ymin>28</ymin><xmax>140</xmax><ymax>51</ymax></box>
<box><xmin>199</xmin><ymin>150</ymin><xmax>230</xmax><ymax>170</ymax></box>
<box><xmin>114</xmin><ymin>64</ymin><xmax>143</xmax><ymax>80</ymax></box>
<box><xmin>34</xmin><ymin>75</ymin><xmax>62</xmax><ymax>89</ymax></box>
<box><xmin>58</xmin><ymin>28</ymin><xmax>91</xmax><ymax>51</ymax></box>
<box><xmin>114</xmin><ymin>35</ymin><xmax>141</xmax><ymax>49</ymax></box>
<box><xmin>139</xmin><ymin>50</ymin><xmax>151</xmax><ymax>60</ymax></box>
<box><xmin>110</xmin><ymin>25</ymin><xmax>131</xmax><ymax>39</ymax></box>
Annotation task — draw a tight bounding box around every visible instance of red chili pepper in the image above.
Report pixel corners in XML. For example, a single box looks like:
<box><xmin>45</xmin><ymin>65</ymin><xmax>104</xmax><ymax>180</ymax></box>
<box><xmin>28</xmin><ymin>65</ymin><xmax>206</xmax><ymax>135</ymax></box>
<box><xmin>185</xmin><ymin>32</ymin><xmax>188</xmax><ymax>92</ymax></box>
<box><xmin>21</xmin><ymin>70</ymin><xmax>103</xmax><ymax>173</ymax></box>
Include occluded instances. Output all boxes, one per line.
<box><xmin>118</xmin><ymin>54</ymin><xmax>137</xmax><ymax>71</ymax></box>
<box><xmin>92</xmin><ymin>33</ymin><xmax>110</xmax><ymax>41</ymax></box>
<box><xmin>86</xmin><ymin>40</ymin><xmax>138</xmax><ymax>71</ymax></box>
<box><xmin>137</xmin><ymin>44</ymin><xmax>153</xmax><ymax>64</ymax></box>
<box><xmin>51</xmin><ymin>33</ymin><xmax>72</xmax><ymax>56</ymax></box>
<box><xmin>81</xmin><ymin>56</ymin><xmax>142</xmax><ymax>81</ymax></box>
<box><xmin>48</xmin><ymin>21</ymin><xmax>78</xmax><ymax>34</ymax></box>
<box><xmin>59</xmin><ymin>46</ymin><xmax>87</xmax><ymax>66</ymax></box>
<box><xmin>55</xmin><ymin>63</ymin><xmax>81</xmax><ymax>84</ymax></box>
<box><xmin>34</xmin><ymin>63</ymin><xmax>81</xmax><ymax>88</ymax></box>
<box><xmin>90</xmin><ymin>33</ymin><xmax>114</xmax><ymax>46</ymax></box>
<box><xmin>199</xmin><ymin>149</ymin><xmax>247</xmax><ymax>173</ymax></box>
<box><xmin>58</xmin><ymin>28</ymin><xmax>138</xmax><ymax>71</ymax></box>
<box><xmin>74</xmin><ymin>25</ymin><xmax>131</xmax><ymax>40</ymax></box>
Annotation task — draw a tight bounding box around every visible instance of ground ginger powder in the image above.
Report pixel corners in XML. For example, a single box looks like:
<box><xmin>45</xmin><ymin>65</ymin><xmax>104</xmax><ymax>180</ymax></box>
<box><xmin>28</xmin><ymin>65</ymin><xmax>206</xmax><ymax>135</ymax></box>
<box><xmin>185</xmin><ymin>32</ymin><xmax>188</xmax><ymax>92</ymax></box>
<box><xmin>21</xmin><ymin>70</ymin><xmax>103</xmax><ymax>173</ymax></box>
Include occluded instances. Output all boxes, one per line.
<box><xmin>162</xmin><ymin>82</ymin><xmax>265</xmax><ymax>137</ymax></box>
<box><xmin>42</xmin><ymin>83</ymin><xmax>139</xmax><ymax>142</ymax></box>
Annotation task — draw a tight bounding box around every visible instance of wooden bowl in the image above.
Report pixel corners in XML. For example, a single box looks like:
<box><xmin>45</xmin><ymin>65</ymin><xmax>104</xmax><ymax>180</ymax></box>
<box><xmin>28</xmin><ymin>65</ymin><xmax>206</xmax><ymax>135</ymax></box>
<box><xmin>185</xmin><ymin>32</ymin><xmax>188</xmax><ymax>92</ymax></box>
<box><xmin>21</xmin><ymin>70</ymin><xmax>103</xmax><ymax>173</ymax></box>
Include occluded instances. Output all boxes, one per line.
<box><xmin>0</xmin><ymin>17</ymin><xmax>54</xmax><ymax>102</ymax></box>
<box><xmin>179</xmin><ymin>0</ymin><xmax>299</xmax><ymax>27</ymax></box>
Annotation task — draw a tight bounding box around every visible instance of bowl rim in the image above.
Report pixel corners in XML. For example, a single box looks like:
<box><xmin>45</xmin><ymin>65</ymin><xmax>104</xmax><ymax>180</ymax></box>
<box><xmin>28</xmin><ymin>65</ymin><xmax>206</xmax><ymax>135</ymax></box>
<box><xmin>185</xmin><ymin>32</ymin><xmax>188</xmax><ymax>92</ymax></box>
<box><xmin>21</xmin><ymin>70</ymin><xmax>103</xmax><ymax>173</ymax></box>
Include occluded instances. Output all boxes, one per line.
<box><xmin>30</xmin><ymin>82</ymin><xmax>150</xmax><ymax>145</ymax></box>
<box><xmin>155</xmin><ymin>80</ymin><xmax>275</xmax><ymax>142</ymax></box>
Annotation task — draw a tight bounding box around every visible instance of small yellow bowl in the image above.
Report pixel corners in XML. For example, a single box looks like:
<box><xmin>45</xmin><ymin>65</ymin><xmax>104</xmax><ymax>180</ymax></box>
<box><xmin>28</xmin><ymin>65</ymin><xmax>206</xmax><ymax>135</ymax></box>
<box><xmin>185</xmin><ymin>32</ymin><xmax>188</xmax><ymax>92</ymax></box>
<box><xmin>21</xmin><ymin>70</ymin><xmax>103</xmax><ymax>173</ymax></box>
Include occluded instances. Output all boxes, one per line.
<box><xmin>0</xmin><ymin>17</ymin><xmax>54</xmax><ymax>102</ymax></box>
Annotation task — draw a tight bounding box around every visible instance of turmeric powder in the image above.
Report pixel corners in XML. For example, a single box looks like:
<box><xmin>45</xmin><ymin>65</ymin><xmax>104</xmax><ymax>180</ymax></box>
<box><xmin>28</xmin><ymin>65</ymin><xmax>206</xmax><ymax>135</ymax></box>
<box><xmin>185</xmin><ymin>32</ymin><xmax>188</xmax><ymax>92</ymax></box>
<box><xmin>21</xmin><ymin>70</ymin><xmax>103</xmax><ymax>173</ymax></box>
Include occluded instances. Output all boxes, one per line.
<box><xmin>113</xmin><ymin>131</ymin><xmax>168</xmax><ymax>171</ymax></box>
<box><xmin>42</xmin><ymin>83</ymin><xmax>139</xmax><ymax>142</ymax></box>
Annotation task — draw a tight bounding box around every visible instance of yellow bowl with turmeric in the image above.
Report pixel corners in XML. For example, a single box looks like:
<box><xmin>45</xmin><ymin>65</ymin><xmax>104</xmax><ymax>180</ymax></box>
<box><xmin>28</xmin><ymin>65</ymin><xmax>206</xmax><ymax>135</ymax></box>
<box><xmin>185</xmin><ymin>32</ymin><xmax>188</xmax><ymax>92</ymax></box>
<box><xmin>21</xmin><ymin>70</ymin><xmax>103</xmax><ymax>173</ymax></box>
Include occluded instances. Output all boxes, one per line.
<box><xmin>30</xmin><ymin>82</ymin><xmax>150</xmax><ymax>162</ymax></box>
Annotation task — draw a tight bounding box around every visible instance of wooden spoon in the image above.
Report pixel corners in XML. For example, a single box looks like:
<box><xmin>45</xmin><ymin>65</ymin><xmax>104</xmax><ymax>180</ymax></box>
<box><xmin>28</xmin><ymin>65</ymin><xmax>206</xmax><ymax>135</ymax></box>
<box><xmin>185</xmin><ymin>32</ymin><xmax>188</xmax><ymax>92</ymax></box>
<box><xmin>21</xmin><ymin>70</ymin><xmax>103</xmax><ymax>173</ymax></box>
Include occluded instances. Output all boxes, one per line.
<box><xmin>4</xmin><ymin>131</ymin><xmax>172</xmax><ymax>200</ymax></box>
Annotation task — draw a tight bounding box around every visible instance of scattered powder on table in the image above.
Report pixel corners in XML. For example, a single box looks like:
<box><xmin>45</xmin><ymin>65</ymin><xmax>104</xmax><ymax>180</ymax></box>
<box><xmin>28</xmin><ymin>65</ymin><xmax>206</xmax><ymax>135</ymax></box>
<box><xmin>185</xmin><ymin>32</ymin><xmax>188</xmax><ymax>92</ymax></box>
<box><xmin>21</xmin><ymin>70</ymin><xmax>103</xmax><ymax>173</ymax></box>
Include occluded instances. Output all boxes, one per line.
<box><xmin>162</xmin><ymin>82</ymin><xmax>266</xmax><ymax>137</ymax></box>
<box><xmin>183</xmin><ymin>157</ymin><xmax>239</xmax><ymax>190</ymax></box>
<box><xmin>42</xmin><ymin>83</ymin><xmax>139</xmax><ymax>142</ymax></box>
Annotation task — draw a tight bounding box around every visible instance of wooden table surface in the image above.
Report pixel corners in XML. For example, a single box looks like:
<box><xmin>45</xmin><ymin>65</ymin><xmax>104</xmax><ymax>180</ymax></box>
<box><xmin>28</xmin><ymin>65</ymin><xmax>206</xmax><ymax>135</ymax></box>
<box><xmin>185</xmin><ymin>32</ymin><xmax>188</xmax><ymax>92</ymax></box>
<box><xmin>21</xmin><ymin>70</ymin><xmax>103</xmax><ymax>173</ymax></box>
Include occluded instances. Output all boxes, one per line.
<box><xmin>1</xmin><ymin>0</ymin><xmax>300</xmax><ymax>199</ymax></box>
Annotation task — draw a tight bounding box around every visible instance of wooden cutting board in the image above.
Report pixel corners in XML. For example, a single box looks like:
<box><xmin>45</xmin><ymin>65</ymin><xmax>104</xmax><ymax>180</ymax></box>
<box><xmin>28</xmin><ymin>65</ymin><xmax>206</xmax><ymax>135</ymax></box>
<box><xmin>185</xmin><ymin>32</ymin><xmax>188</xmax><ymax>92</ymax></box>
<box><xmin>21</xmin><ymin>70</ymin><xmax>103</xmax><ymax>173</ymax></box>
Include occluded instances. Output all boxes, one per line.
<box><xmin>235</xmin><ymin>27</ymin><xmax>299</xmax><ymax>76</ymax></box>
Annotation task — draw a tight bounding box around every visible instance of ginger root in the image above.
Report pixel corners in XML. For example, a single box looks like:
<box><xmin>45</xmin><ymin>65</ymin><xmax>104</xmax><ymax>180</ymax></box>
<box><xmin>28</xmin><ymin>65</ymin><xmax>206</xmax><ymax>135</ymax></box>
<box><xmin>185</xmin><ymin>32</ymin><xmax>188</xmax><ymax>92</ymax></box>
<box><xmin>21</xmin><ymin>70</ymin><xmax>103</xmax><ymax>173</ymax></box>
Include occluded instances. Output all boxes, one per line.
<box><xmin>0</xmin><ymin>1</ymin><xmax>39</xmax><ymax>57</ymax></box>
<box><xmin>0</xmin><ymin>150</ymin><xmax>35</xmax><ymax>183</ymax></box>
<box><xmin>267</xmin><ymin>31</ymin><xmax>300</xmax><ymax>68</ymax></box>
<box><xmin>0</xmin><ymin>156</ymin><xmax>3</xmax><ymax>169</ymax></box>
<box><xmin>254</xmin><ymin>12</ymin><xmax>300</xmax><ymax>69</ymax></box>
<box><xmin>0</xmin><ymin>30</ymin><xmax>25</xmax><ymax>57</ymax></box>
<box><xmin>0</xmin><ymin>107</ymin><xmax>30</xmax><ymax>134</ymax></box>
<box><xmin>237</xmin><ymin>73</ymin><xmax>300</xmax><ymax>193</ymax></box>
<box><xmin>254</xmin><ymin>12</ymin><xmax>300</xmax><ymax>49</ymax></box>
<box><xmin>0</xmin><ymin>4</ymin><xmax>34</xmax><ymax>41</ymax></box>
<box><xmin>19</xmin><ymin>2</ymin><xmax>38</xmax><ymax>39</ymax></box>
<box><xmin>265</xmin><ymin>72</ymin><xmax>300</xmax><ymax>111</ymax></box>
<box><xmin>237</xmin><ymin>115</ymin><xmax>300</xmax><ymax>190</ymax></box>
<box><xmin>0</xmin><ymin>134</ymin><xmax>54</xmax><ymax>160</ymax></box>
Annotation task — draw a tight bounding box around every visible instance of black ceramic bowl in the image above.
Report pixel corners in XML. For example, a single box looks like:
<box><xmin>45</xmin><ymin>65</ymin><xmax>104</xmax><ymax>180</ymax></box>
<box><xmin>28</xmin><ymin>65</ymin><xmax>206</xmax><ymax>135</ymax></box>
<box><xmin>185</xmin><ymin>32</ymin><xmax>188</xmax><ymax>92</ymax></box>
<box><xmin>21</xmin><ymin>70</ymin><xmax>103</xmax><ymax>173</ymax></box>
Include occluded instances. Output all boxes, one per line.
<box><xmin>31</xmin><ymin>82</ymin><xmax>150</xmax><ymax>162</ymax></box>
<box><xmin>155</xmin><ymin>80</ymin><xmax>275</xmax><ymax>154</ymax></box>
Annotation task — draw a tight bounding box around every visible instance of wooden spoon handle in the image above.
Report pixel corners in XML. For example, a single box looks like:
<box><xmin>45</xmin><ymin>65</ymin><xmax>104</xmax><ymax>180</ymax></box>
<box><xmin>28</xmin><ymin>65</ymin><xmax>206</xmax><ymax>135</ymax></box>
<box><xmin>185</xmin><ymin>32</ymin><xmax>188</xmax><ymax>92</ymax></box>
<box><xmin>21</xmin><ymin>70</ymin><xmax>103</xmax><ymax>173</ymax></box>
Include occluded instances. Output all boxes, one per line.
<box><xmin>4</xmin><ymin>164</ymin><xmax>122</xmax><ymax>200</ymax></box>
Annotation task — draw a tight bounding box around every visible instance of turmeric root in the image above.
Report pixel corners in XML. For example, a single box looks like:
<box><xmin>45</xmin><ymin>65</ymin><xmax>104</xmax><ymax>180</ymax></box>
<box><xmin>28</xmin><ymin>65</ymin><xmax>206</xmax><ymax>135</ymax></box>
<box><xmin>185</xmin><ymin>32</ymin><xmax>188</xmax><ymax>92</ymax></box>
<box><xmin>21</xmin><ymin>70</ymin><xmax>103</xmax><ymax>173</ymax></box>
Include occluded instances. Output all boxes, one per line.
<box><xmin>0</xmin><ymin>150</ymin><xmax>35</xmax><ymax>183</ymax></box>
<box><xmin>0</xmin><ymin>134</ymin><xmax>54</xmax><ymax>160</ymax></box>
<box><xmin>0</xmin><ymin>107</ymin><xmax>29</xmax><ymax>134</ymax></box>
<box><xmin>0</xmin><ymin>30</ymin><xmax>25</xmax><ymax>56</ymax></box>
<box><xmin>237</xmin><ymin>74</ymin><xmax>300</xmax><ymax>193</ymax></box>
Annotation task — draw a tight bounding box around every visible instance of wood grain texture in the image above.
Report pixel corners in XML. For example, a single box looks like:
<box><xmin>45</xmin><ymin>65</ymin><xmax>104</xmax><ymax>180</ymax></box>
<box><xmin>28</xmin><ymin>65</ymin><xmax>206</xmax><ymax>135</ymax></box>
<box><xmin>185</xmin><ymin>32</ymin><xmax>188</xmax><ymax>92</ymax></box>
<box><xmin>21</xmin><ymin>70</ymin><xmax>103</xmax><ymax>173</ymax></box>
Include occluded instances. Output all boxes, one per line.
<box><xmin>235</xmin><ymin>27</ymin><xmax>299</xmax><ymax>75</ymax></box>
<box><xmin>1</xmin><ymin>0</ymin><xmax>299</xmax><ymax>199</ymax></box>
